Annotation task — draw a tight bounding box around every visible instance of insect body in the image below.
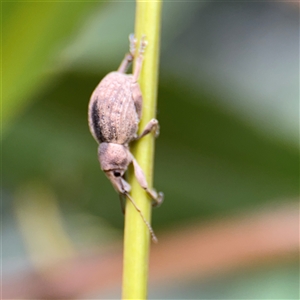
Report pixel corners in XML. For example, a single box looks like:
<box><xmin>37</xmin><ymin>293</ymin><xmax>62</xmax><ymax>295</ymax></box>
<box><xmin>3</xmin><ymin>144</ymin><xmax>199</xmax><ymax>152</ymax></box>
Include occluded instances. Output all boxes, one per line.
<box><xmin>88</xmin><ymin>35</ymin><xmax>163</xmax><ymax>242</ymax></box>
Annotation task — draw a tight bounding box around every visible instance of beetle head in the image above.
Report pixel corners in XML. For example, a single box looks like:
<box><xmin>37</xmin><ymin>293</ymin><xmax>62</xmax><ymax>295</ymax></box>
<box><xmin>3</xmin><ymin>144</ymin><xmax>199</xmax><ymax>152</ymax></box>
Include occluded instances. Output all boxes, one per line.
<box><xmin>98</xmin><ymin>143</ymin><xmax>132</xmax><ymax>193</ymax></box>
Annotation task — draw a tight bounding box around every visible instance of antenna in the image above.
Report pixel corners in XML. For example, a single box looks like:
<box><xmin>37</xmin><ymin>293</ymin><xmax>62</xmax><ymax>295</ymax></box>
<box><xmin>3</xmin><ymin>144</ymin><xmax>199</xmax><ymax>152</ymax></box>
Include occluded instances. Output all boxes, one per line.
<box><xmin>125</xmin><ymin>192</ymin><xmax>158</xmax><ymax>243</ymax></box>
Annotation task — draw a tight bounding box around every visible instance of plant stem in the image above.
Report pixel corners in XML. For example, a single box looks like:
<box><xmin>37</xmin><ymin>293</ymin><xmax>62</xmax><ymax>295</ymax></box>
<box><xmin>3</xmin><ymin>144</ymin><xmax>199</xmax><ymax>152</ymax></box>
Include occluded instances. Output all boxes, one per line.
<box><xmin>122</xmin><ymin>1</ymin><xmax>162</xmax><ymax>299</ymax></box>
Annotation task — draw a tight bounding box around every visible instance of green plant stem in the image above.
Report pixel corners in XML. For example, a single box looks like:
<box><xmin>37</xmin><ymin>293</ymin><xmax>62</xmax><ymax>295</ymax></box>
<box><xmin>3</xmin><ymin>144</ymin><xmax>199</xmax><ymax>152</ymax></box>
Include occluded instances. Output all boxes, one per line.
<box><xmin>122</xmin><ymin>1</ymin><xmax>162</xmax><ymax>299</ymax></box>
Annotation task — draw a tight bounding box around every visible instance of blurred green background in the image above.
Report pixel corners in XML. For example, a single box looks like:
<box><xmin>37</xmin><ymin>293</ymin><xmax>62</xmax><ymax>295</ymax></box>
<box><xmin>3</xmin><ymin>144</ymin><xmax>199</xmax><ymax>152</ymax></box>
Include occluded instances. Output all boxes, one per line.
<box><xmin>2</xmin><ymin>1</ymin><xmax>299</xmax><ymax>299</ymax></box>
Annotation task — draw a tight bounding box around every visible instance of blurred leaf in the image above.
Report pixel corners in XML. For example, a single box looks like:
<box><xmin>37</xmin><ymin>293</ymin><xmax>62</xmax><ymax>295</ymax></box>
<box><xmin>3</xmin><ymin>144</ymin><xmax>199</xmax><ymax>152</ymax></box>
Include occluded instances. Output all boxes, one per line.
<box><xmin>2</xmin><ymin>1</ymin><xmax>101</xmax><ymax>134</ymax></box>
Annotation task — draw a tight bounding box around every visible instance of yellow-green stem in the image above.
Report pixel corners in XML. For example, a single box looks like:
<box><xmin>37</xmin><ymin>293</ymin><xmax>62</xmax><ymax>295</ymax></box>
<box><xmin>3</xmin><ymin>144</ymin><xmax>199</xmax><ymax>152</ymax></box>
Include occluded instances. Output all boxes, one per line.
<box><xmin>122</xmin><ymin>1</ymin><xmax>162</xmax><ymax>299</ymax></box>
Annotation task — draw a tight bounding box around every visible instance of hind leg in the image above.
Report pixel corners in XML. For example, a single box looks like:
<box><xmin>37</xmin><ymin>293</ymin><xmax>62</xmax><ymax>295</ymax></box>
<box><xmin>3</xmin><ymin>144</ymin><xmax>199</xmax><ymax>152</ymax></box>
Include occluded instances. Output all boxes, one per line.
<box><xmin>132</xmin><ymin>35</ymin><xmax>147</xmax><ymax>82</ymax></box>
<box><xmin>118</xmin><ymin>34</ymin><xmax>137</xmax><ymax>73</ymax></box>
<box><xmin>131</xmin><ymin>36</ymin><xmax>148</xmax><ymax>119</ymax></box>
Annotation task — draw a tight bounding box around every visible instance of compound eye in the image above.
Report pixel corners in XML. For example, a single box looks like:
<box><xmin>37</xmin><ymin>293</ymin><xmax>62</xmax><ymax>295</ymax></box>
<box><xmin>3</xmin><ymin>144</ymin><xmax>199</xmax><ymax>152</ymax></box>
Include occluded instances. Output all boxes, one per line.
<box><xmin>113</xmin><ymin>171</ymin><xmax>121</xmax><ymax>177</ymax></box>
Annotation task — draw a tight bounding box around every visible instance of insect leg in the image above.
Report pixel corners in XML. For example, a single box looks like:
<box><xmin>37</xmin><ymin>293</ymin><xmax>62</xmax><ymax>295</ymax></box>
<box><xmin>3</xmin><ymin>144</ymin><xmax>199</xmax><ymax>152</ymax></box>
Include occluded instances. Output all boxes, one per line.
<box><xmin>119</xmin><ymin>193</ymin><xmax>126</xmax><ymax>215</ymax></box>
<box><xmin>118</xmin><ymin>34</ymin><xmax>137</xmax><ymax>73</ymax></box>
<box><xmin>133</xmin><ymin>35</ymin><xmax>147</xmax><ymax>82</ymax></box>
<box><xmin>131</xmin><ymin>36</ymin><xmax>148</xmax><ymax>118</ymax></box>
<box><xmin>137</xmin><ymin>118</ymin><xmax>160</xmax><ymax>140</ymax></box>
<box><xmin>132</xmin><ymin>158</ymin><xmax>164</xmax><ymax>207</ymax></box>
<box><xmin>124</xmin><ymin>192</ymin><xmax>158</xmax><ymax>243</ymax></box>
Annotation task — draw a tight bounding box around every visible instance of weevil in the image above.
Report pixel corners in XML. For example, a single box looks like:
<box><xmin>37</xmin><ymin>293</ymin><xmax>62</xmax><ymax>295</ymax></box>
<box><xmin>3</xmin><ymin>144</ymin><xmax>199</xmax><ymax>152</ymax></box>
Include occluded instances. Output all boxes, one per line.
<box><xmin>88</xmin><ymin>34</ymin><xmax>163</xmax><ymax>242</ymax></box>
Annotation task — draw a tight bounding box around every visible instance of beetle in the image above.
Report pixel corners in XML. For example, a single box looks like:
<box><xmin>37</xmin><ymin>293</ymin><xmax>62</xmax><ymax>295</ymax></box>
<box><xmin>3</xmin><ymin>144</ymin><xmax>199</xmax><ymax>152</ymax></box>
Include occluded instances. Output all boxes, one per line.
<box><xmin>88</xmin><ymin>34</ymin><xmax>163</xmax><ymax>242</ymax></box>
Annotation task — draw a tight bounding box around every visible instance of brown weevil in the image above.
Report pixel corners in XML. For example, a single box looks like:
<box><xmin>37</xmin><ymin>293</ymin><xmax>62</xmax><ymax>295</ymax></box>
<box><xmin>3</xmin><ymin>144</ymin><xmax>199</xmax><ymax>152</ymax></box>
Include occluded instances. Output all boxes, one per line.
<box><xmin>88</xmin><ymin>34</ymin><xmax>163</xmax><ymax>242</ymax></box>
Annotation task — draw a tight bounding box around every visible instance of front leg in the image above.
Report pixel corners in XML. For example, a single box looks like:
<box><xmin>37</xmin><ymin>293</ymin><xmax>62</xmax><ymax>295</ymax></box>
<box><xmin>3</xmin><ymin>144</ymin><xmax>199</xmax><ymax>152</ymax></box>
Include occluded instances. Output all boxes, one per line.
<box><xmin>120</xmin><ymin>174</ymin><xmax>158</xmax><ymax>242</ymax></box>
<box><xmin>132</xmin><ymin>157</ymin><xmax>164</xmax><ymax>207</ymax></box>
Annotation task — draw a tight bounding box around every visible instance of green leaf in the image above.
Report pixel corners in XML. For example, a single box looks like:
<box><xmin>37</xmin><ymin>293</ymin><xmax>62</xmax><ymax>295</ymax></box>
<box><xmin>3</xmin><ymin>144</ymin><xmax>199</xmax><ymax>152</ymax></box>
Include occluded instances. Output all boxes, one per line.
<box><xmin>2</xmin><ymin>1</ymin><xmax>101</xmax><ymax>134</ymax></box>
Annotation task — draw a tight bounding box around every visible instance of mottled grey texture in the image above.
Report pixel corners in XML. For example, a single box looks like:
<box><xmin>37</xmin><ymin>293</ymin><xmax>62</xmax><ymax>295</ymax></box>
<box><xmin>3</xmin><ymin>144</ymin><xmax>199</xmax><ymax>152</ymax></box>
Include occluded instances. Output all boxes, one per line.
<box><xmin>98</xmin><ymin>142</ymin><xmax>131</xmax><ymax>172</ymax></box>
<box><xmin>88</xmin><ymin>72</ymin><xmax>141</xmax><ymax>145</ymax></box>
